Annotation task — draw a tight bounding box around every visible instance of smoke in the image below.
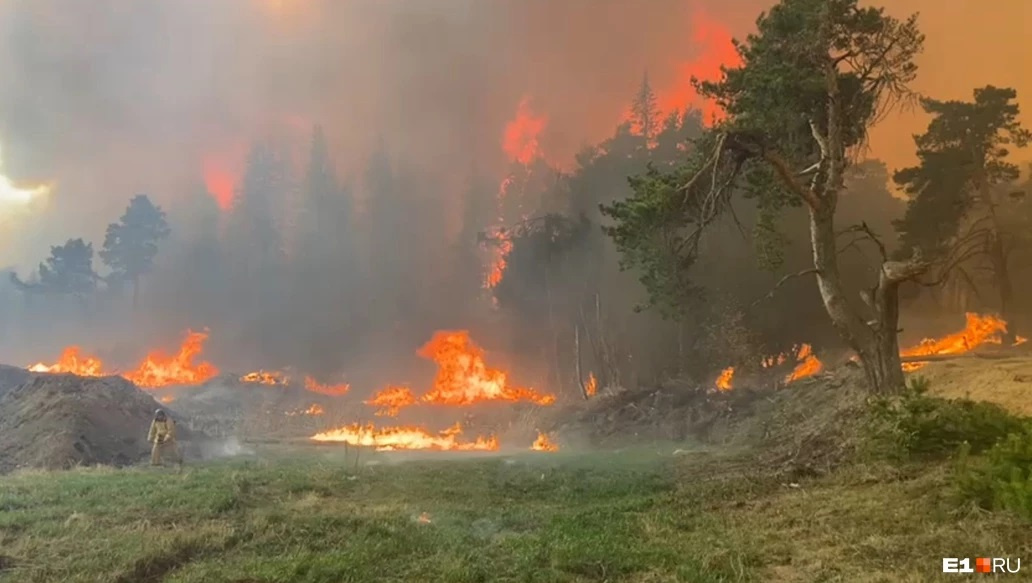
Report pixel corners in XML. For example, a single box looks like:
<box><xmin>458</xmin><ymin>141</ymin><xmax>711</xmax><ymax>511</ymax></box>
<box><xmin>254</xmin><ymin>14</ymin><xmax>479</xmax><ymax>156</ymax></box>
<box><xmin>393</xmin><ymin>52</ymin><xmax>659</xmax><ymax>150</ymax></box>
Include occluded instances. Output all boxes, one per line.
<box><xmin>0</xmin><ymin>0</ymin><xmax>1028</xmax><ymax>383</ymax></box>
<box><xmin>1</xmin><ymin>0</ymin><xmax>1027</xmax><ymax>267</ymax></box>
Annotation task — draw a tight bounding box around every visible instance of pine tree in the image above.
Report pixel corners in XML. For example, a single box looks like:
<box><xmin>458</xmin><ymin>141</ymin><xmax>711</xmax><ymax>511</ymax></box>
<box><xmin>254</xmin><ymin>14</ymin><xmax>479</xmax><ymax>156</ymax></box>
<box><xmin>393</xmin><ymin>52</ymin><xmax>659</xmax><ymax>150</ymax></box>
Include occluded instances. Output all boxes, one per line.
<box><xmin>99</xmin><ymin>194</ymin><xmax>171</xmax><ymax>308</ymax></box>
<box><xmin>630</xmin><ymin>72</ymin><xmax>661</xmax><ymax>145</ymax></box>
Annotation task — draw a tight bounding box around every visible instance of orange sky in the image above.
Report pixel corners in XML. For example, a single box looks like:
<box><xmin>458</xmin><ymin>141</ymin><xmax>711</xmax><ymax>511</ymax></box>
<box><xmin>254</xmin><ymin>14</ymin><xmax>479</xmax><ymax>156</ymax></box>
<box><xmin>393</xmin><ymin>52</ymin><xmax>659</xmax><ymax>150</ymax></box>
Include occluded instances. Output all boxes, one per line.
<box><xmin>864</xmin><ymin>0</ymin><xmax>1032</xmax><ymax>174</ymax></box>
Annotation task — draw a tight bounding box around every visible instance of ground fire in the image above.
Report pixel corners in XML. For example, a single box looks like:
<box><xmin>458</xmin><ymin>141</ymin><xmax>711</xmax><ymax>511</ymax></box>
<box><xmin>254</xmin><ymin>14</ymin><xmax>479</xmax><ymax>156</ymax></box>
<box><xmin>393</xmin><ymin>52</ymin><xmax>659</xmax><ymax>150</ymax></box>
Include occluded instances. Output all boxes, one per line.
<box><xmin>584</xmin><ymin>372</ymin><xmax>598</xmax><ymax>397</ymax></box>
<box><xmin>531</xmin><ymin>432</ymin><xmax>559</xmax><ymax>452</ymax></box>
<box><xmin>901</xmin><ymin>313</ymin><xmax>1026</xmax><ymax>372</ymax></box>
<box><xmin>365</xmin><ymin>385</ymin><xmax>418</xmax><ymax>417</ymax></box>
<box><xmin>28</xmin><ymin>330</ymin><xmax>219</xmax><ymax>388</ymax></box>
<box><xmin>239</xmin><ymin>370</ymin><xmax>290</xmax><ymax>385</ymax></box>
<box><xmin>28</xmin><ymin>347</ymin><xmax>104</xmax><ymax>376</ymax></box>
<box><xmin>311</xmin><ymin>422</ymin><xmax>499</xmax><ymax>452</ymax></box>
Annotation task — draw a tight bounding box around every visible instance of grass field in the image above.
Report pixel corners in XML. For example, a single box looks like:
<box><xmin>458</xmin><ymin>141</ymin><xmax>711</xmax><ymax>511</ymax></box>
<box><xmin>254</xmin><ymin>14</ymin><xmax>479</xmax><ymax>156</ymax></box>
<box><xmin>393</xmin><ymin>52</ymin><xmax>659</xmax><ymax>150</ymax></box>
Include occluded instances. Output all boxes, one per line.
<box><xmin>1</xmin><ymin>444</ymin><xmax>1030</xmax><ymax>583</ymax></box>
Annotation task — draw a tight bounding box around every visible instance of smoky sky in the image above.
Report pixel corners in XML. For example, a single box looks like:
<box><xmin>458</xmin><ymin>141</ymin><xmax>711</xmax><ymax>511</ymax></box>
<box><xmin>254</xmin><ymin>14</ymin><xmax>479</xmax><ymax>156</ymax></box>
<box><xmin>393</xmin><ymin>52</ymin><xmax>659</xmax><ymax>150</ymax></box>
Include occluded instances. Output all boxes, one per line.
<box><xmin>0</xmin><ymin>0</ymin><xmax>1028</xmax><ymax>268</ymax></box>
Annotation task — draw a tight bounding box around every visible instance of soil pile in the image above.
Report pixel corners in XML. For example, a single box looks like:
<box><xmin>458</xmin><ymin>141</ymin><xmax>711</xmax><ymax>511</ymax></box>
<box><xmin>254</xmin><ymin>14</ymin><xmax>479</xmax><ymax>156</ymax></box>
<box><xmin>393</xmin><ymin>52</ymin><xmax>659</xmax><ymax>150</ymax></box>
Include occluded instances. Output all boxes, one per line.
<box><xmin>554</xmin><ymin>363</ymin><xmax>871</xmax><ymax>478</ymax></box>
<box><xmin>0</xmin><ymin>372</ymin><xmax>191</xmax><ymax>472</ymax></box>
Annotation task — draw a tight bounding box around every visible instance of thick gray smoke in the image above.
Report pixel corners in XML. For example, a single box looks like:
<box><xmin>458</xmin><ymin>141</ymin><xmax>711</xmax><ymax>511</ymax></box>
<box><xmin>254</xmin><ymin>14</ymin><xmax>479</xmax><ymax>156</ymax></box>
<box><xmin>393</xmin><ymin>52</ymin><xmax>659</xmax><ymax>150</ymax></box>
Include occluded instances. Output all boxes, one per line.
<box><xmin>0</xmin><ymin>0</ymin><xmax>763</xmax><ymax>268</ymax></box>
<box><xmin>0</xmin><ymin>0</ymin><xmax>1027</xmax><ymax>390</ymax></box>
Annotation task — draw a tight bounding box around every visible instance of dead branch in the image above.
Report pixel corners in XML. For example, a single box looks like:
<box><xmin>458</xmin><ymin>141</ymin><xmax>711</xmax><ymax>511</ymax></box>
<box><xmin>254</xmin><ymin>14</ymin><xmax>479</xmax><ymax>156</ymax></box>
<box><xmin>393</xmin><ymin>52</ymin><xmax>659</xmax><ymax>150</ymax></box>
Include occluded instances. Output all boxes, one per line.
<box><xmin>751</xmin><ymin>269</ymin><xmax>821</xmax><ymax>307</ymax></box>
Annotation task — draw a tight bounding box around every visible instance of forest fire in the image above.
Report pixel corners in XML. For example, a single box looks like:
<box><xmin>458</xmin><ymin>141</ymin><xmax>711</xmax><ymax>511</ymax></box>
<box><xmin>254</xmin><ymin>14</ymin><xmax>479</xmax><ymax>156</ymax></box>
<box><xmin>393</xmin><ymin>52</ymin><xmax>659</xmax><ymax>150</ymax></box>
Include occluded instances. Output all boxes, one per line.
<box><xmin>502</xmin><ymin>97</ymin><xmax>546</xmax><ymax>166</ymax></box>
<box><xmin>901</xmin><ymin>313</ymin><xmax>1019</xmax><ymax>372</ymax></box>
<box><xmin>715</xmin><ymin>367</ymin><xmax>734</xmax><ymax>391</ymax></box>
<box><xmin>784</xmin><ymin>344</ymin><xmax>823</xmax><ymax>383</ymax></box>
<box><xmin>239</xmin><ymin>370</ymin><xmax>290</xmax><ymax>385</ymax></box>
<box><xmin>286</xmin><ymin>404</ymin><xmax>324</xmax><ymax>416</ymax></box>
<box><xmin>121</xmin><ymin>330</ymin><xmax>219</xmax><ymax>388</ymax></box>
<box><xmin>531</xmin><ymin>432</ymin><xmax>559</xmax><ymax>452</ymax></box>
<box><xmin>28</xmin><ymin>347</ymin><xmax>104</xmax><ymax>376</ymax></box>
<box><xmin>419</xmin><ymin>330</ymin><xmax>554</xmax><ymax>407</ymax></box>
<box><xmin>303</xmin><ymin>376</ymin><xmax>350</xmax><ymax>396</ymax></box>
<box><xmin>311</xmin><ymin>422</ymin><xmax>499</xmax><ymax>452</ymax></box>
<box><xmin>365</xmin><ymin>385</ymin><xmax>417</xmax><ymax>417</ymax></box>
<box><xmin>584</xmin><ymin>372</ymin><xmax>598</xmax><ymax>397</ymax></box>
<box><xmin>29</xmin><ymin>330</ymin><xmax>219</xmax><ymax>388</ymax></box>
<box><xmin>361</xmin><ymin>330</ymin><xmax>553</xmax><ymax>416</ymax></box>
<box><xmin>657</xmin><ymin>10</ymin><xmax>742</xmax><ymax>125</ymax></box>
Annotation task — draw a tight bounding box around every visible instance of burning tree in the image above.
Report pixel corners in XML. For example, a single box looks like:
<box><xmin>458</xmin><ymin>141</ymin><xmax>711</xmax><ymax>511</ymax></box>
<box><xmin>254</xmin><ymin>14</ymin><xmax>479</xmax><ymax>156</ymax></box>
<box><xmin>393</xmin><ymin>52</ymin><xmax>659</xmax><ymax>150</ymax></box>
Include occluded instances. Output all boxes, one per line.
<box><xmin>99</xmin><ymin>194</ymin><xmax>171</xmax><ymax>309</ymax></box>
<box><xmin>601</xmin><ymin>0</ymin><xmax>926</xmax><ymax>394</ymax></box>
<box><xmin>893</xmin><ymin>86</ymin><xmax>1030</xmax><ymax>340</ymax></box>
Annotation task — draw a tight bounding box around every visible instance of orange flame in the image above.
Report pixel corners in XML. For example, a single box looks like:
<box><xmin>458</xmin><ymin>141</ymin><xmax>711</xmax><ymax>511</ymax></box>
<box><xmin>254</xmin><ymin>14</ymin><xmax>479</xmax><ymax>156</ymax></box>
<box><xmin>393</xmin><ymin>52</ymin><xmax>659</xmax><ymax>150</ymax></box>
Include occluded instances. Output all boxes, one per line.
<box><xmin>158</xmin><ymin>395</ymin><xmax>176</xmax><ymax>404</ymax></box>
<box><xmin>531</xmin><ymin>431</ymin><xmax>559</xmax><ymax>452</ymax></box>
<box><xmin>901</xmin><ymin>313</ymin><xmax>1011</xmax><ymax>372</ymax></box>
<box><xmin>484</xmin><ymin>226</ymin><xmax>514</xmax><ymax>290</ymax></box>
<box><xmin>202</xmin><ymin>157</ymin><xmax>235</xmax><ymax>211</ymax></box>
<box><xmin>122</xmin><ymin>330</ymin><xmax>219</xmax><ymax>388</ymax></box>
<box><xmin>365</xmin><ymin>385</ymin><xmax>418</xmax><ymax>417</ymax></box>
<box><xmin>584</xmin><ymin>372</ymin><xmax>598</xmax><ymax>397</ymax></box>
<box><xmin>715</xmin><ymin>366</ymin><xmax>734</xmax><ymax>391</ymax></box>
<box><xmin>502</xmin><ymin>97</ymin><xmax>546</xmax><ymax>165</ymax></box>
<box><xmin>419</xmin><ymin>330</ymin><xmax>555</xmax><ymax>407</ymax></box>
<box><xmin>27</xmin><ymin>347</ymin><xmax>105</xmax><ymax>376</ymax></box>
<box><xmin>658</xmin><ymin>9</ymin><xmax>742</xmax><ymax>125</ymax></box>
<box><xmin>784</xmin><ymin>344</ymin><xmax>823</xmax><ymax>383</ymax></box>
<box><xmin>311</xmin><ymin>422</ymin><xmax>499</xmax><ymax>452</ymax></box>
<box><xmin>303</xmin><ymin>376</ymin><xmax>350</xmax><ymax>396</ymax></box>
<box><xmin>239</xmin><ymin>370</ymin><xmax>290</xmax><ymax>385</ymax></box>
<box><xmin>287</xmin><ymin>403</ymin><xmax>325</xmax><ymax>416</ymax></box>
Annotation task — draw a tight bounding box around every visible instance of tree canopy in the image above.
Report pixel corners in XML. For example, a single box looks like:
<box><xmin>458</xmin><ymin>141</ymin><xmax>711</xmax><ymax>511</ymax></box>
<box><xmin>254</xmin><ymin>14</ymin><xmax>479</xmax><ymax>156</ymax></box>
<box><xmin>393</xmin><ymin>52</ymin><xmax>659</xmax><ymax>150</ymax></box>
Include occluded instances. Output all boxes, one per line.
<box><xmin>100</xmin><ymin>194</ymin><xmax>170</xmax><ymax>306</ymax></box>
<box><xmin>601</xmin><ymin>0</ymin><xmax>926</xmax><ymax>393</ymax></box>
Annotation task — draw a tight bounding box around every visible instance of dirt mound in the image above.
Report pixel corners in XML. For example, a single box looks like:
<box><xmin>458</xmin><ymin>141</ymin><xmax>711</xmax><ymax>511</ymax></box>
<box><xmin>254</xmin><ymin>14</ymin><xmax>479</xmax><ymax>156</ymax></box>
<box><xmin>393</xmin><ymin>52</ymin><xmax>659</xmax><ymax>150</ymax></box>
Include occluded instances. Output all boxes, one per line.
<box><xmin>556</xmin><ymin>363</ymin><xmax>871</xmax><ymax>478</ymax></box>
<box><xmin>0</xmin><ymin>373</ymin><xmax>191</xmax><ymax>472</ymax></box>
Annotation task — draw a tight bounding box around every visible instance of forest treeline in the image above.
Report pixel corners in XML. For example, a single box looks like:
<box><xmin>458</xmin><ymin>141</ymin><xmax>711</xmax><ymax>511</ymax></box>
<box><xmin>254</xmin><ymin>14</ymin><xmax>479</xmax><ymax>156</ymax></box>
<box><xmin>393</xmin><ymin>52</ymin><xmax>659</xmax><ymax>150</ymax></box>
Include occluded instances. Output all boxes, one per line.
<box><xmin>2</xmin><ymin>0</ymin><xmax>1030</xmax><ymax>396</ymax></box>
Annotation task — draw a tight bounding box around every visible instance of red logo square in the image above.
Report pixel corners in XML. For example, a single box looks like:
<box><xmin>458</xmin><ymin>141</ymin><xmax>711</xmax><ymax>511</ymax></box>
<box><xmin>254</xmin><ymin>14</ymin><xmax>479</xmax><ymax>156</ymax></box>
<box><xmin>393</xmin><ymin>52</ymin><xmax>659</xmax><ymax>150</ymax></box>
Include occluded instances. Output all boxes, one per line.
<box><xmin>976</xmin><ymin>557</ymin><xmax>991</xmax><ymax>573</ymax></box>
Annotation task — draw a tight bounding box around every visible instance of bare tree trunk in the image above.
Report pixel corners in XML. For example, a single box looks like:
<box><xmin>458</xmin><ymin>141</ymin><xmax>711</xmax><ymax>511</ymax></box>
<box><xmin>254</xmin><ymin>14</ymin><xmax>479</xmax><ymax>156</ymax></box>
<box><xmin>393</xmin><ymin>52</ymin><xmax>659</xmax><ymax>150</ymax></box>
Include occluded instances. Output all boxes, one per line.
<box><xmin>574</xmin><ymin>323</ymin><xmax>588</xmax><ymax>400</ymax></box>
<box><xmin>809</xmin><ymin>204</ymin><xmax>921</xmax><ymax>394</ymax></box>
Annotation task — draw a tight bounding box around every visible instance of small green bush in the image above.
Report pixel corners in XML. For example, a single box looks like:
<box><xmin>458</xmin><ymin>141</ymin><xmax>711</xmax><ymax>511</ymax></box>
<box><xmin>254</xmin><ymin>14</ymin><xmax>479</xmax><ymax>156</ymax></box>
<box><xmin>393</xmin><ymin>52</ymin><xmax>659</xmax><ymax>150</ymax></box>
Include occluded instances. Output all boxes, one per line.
<box><xmin>955</xmin><ymin>427</ymin><xmax>1032</xmax><ymax>522</ymax></box>
<box><xmin>867</xmin><ymin>376</ymin><xmax>1027</xmax><ymax>460</ymax></box>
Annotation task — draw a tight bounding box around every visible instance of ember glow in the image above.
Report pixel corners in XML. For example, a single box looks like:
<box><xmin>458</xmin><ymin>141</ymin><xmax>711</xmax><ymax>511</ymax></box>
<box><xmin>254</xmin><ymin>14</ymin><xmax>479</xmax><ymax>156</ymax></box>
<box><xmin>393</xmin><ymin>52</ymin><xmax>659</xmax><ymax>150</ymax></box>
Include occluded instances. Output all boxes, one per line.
<box><xmin>365</xmin><ymin>385</ymin><xmax>418</xmax><ymax>417</ymax></box>
<box><xmin>658</xmin><ymin>9</ymin><xmax>742</xmax><ymax>125</ymax></box>
<box><xmin>584</xmin><ymin>372</ymin><xmax>598</xmax><ymax>397</ymax></box>
<box><xmin>531</xmin><ymin>432</ymin><xmax>559</xmax><ymax>452</ymax></box>
<box><xmin>502</xmin><ymin>97</ymin><xmax>546</xmax><ymax>166</ymax></box>
<box><xmin>122</xmin><ymin>330</ymin><xmax>219</xmax><ymax>388</ymax></box>
<box><xmin>28</xmin><ymin>347</ymin><xmax>104</xmax><ymax>376</ymax></box>
<box><xmin>784</xmin><ymin>344</ymin><xmax>823</xmax><ymax>383</ymax></box>
<box><xmin>419</xmin><ymin>330</ymin><xmax>555</xmax><ymax>407</ymax></box>
<box><xmin>303</xmin><ymin>376</ymin><xmax>350</xmax><ymax>396</ymax></box>
<box><xmin>286</xmin><ymin>403</ymin><xmax>325</xmax><ymax>416</ymax></box>
<box><xmin>239</xmin><ymin>370</ymin><xmax>290</xmax><ymax>385</ymax></box>
<box><xmin>311</xmin><ymin>422</ymin><xmax>499</xmax><ymax>452</ymax></box>
<box><xmin>715</xmin><ymin>367</ymin><xmax>734</xmax><ymax>391</ymax></box>
<box><xmin>901</xmin><ymin>313</ymin><xmax>1015</xmax><ymax>372</ymax></box>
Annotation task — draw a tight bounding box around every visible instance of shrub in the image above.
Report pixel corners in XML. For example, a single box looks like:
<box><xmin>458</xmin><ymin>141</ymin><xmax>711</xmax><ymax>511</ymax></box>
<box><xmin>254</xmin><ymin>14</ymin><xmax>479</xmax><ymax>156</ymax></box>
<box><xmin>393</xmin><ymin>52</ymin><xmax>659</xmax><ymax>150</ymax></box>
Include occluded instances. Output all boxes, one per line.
<box><xmin>955</xmin><ymin>427</ymin><xmax>1032</xmax><ymax>522</ymax></box>
<box><xmin>867</xmin><ymin>376</ymin><xmax>1027</xmax><ymax>460</ymax></box>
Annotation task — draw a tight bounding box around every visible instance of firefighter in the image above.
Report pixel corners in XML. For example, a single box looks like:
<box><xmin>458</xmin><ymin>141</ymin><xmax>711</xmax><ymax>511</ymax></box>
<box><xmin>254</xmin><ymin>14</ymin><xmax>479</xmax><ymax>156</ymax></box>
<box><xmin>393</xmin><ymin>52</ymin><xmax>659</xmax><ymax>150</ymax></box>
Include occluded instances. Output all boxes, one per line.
<box><xmin>148</xmin><ymin>408</ymin><xmax>182</xmax><ymax>467</ymax></box>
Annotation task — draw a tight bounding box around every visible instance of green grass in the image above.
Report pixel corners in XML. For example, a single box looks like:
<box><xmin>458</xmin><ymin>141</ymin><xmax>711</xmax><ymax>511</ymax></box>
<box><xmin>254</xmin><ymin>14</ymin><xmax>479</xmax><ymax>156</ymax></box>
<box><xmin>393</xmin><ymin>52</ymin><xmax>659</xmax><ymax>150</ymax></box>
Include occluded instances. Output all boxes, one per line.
<box><xmin>1</xmin><ymin>446</ymin><xmax>1030</xmax><ymax>582</ymax></box>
